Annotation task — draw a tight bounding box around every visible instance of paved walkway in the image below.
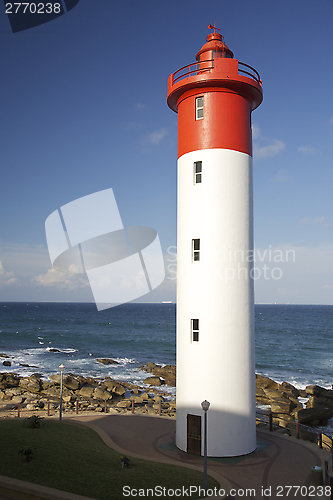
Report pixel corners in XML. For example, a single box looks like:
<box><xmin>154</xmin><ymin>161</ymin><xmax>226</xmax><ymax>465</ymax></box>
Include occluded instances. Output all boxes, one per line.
<box><xmin>66</xmin><ymin>413</ymin><xmax>331</xmax><ymax>500</ymax></box>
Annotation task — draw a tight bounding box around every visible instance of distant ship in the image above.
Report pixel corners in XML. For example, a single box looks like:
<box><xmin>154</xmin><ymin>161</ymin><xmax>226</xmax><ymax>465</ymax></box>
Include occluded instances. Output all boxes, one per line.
<box><xmin>161</xmin><ymin>301</ymin><xmax>173</xmax><ymax>303</ymax></box>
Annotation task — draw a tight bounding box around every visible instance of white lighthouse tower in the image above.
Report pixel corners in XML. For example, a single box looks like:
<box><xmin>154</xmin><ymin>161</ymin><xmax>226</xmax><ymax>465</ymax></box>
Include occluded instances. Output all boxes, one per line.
<box><xmin>167</xmin><ymin>26</ymin><xmax>263</xmax><ymax>457</ymax></box>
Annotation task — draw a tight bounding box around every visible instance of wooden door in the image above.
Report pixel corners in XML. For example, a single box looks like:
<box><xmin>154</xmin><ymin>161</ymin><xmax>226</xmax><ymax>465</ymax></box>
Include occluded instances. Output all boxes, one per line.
<box><xmin>187</xmin><ymin>414</ymin><xmax>201</xmax><ymax>455</ymax></box>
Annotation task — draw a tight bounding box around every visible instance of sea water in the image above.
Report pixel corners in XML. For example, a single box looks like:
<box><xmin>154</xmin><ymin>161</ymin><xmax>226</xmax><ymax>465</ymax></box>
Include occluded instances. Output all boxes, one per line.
<box><xmin>0</xmin><ymin>303</ymin><xmax>333</xmax><ymax>393</ymax></box>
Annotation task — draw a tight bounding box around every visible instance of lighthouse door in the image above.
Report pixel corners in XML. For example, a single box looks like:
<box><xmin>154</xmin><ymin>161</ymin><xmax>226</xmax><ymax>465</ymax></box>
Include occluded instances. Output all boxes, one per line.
<box><xmin>187</xmin><ymin>414</ymin><xmax>201</xmax><ymax>455</ymax></box>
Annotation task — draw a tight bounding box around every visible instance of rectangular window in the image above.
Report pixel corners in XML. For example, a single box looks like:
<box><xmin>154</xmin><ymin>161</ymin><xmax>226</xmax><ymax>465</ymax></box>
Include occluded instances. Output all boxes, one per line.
<box><xmin>192</xmin><ymin>319</ymin><xmax>199</xmax><ymax>342</ymax></box>
<box><xmin>192</xmin><ymin>239</ymin><xmax>200</xmax><ymax>261</ymax></box>
<box><xmin>194</xmin><ymin>161</ymin><xmax>202</xmax><ymax>184</ymax></box>
<box><xmin>196</xmin><ymin>96</ymin><xmax>204</xmax><ymax>120</ymax></box>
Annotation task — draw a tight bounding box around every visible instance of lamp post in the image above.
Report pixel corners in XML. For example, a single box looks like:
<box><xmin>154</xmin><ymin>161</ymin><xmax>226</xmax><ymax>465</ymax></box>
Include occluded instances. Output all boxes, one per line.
<box><xmin>201</xmin><ymin>400</ymin><xmax>210</xmax><ymax>493</ymax></box>
<box><xmin>59</xmin><ymin>364</ymin><xmax>65</xmax><ymax>421</ymax></box>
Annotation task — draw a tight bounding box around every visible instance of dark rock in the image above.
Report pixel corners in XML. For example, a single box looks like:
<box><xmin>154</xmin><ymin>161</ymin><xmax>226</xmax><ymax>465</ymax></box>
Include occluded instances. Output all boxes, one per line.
<box><xmin>93</xmin><ymin>387</ymin><xmax>112</xmax><ymax>400</ymax></box>
<box><xmin>143</xmin><ymin>376</ymin><xmax>164</xmax><ymax>386</ymax></box>
<box><xmin>306</xmin><ymin>385</ymin><xmax>333</xmax><ymax>399</ymax></box>
<box><xmin>163</xmin><ymin>375</ymin><xmax>176</xmax><ymax>386</ymax></box>
<box><xmin>2</xmin><ymin>361</ymin><xmax>11</xmax><ymax>367</ymax></box>
<box><xmin>297</xmin><ymin>407</ymin><xmax>333</xmax><ymax>426</ymax></box>
<box><xmin>49</xmin><ymin>374</ymin><xmax>80</xmax><ymax>391</ymax></box>
<box><xmin>306</xmin><ymin>396</ymin><xmax>333</xmax><ymax>409</ymax></box>
<box><xmin>255</xmin><ymin>374</ymin><xmax>280</xmax><ymax>391</ymax></box>
<box><xmin>78</xmin><ymin>386</ymin><xmax>94</xmax><ymax>398</ymax></box>
<box><xmin>270</xmin><ymin>400</ymin><xmax>292</xmax><ymax>414</ymax></box>
<box><xmin>0</xmin><ymin>353</ymin><xmax>9</xmax><ymax>358</ymax></box>
<box><xmin>19</xmin><ymin>378</ymin><xmax>41</xmax><ymax>393</ymax></box>
<box><xmin>112</xmin><ymin>384</ymin><xmax>126</xmax><ymax>396</ymax></box>
<box><xmin>48</xmin><ymin>348</ymin><xmax>61</xmax><ymax>353</ymax></box>
<box><xmin>281</xmin><ymin>381</ymin><xmax>300</xmax><ymax>398</ymax></box>
<box><xmin>96</xmin><ymin>358</ymin><xmax>119</xmax><ymax>365</ymax></box>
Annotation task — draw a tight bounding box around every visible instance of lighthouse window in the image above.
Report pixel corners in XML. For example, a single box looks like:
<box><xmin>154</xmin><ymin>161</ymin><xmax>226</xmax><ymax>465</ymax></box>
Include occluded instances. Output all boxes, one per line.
<box><xmin>196</xmin><ymin>97</ymin><xmax>204</xmax><ymax>120</ymax></box>
<box><xmin>192</xmin><ymin>319</ymin><xmax>199</xmax><ymax>342</ymax></box>
<box><xmin>194</xmin><ymin>161</ymin><xmax>202</xmax><ymax>184</ymax></box>
<box><xmin>192</xmin><ymin>239</ymin><xmax>200</xmax><ymax>261</ymax></box>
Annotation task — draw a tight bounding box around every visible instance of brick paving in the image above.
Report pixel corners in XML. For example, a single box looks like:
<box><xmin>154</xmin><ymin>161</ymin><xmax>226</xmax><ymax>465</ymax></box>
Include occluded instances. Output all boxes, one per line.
<box><xmin>67</xmin><ymin>413</ymin><xmax>331</xmax><ymax>500</ymax></box>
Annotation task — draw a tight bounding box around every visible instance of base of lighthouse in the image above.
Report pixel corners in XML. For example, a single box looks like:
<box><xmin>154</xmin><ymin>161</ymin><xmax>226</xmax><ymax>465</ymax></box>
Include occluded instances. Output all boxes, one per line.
<box><xmin>176</xmin><ymin>148</ymin><xmax>256</xmax><ymax>458</ymax></box>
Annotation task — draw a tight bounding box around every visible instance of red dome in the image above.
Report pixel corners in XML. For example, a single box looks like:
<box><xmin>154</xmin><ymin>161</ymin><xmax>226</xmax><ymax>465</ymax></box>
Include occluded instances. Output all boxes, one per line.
<box><xmin>196</xmin><ymin>32</ymin><xmax>234</xmax><ymax>61</ymax></box>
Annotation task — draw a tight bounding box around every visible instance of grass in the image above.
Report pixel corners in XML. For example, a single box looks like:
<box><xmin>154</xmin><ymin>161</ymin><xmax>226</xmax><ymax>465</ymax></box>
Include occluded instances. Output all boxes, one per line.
<box><xmin>0</xmin><ymin>418</ymin><xmax>220</xmax><ymax>499</ymax></box>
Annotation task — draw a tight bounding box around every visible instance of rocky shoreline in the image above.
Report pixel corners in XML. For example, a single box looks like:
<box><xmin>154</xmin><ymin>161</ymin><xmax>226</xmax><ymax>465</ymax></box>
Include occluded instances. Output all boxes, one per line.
<box><xmin>1</xmin><ymin>357</ymin><xmax>333</xmax><ymax>428</ymax></box>
<box><xmin>0</xmin><ymin>361</ymin><xmax>177</xmax><ymax>417</ymax></box>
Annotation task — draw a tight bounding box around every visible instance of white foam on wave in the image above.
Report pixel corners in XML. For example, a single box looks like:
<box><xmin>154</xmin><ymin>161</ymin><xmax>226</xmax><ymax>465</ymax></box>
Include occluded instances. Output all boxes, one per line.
<box><xmin>46</xmin><ymin>347</ymin><xmax>77</xmax><ymax>353</ymax></box>
<box><xmin>113</xmin><ymin>357</ymin><xmax>137</xmax><ymax>365</ymax></box>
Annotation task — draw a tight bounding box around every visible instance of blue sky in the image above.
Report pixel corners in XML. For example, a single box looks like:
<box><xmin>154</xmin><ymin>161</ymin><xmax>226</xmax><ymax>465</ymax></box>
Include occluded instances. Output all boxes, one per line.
<box><xmin>0</xmin><ymin>0</ymin><xmax>332</xmax><ymax>304</ymax></box>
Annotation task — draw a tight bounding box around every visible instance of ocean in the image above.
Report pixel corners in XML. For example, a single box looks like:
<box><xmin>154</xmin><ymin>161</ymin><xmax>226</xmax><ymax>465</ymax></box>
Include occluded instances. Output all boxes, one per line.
<box><xmin>0</xmin><ymin>303</ymin><xmax>333</xmax><ymax>395</ymax></box>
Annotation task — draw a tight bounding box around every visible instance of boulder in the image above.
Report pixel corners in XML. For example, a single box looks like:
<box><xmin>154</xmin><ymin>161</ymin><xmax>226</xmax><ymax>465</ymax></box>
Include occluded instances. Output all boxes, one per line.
<box><xmin>297</xmin><ymin>407</ymin><xmax>333</xmax><ymax>426</ymax></box>
<box><xmin>78</xmin><ymin>386</ymin><xmax>94</xmax><ymax>398</ymax></box>
<box><xmin>117</xmin><ymin>400</ymin><xmax>131</xmax><ymax>408</ymax></box>
<box><xmin>306</xmin><ymin>385</ymin><xmax>333</xmax><ymax>399</ymax></box>
<box><xmin>270</xmin><ymin>400</ymin><xmax>292</xmax><ymax>414</ymax></box>
<box><xmin>63</xmin><ymin>395</ymin><xmax>75</xmax><ymax>403</ymax></box>
<box><xmin>112</xmin><ymin>384</ymin><xmax>126</xmax><ymax>396</ymax></box>
<box><xmin>2</xmin><ymin>361</ymin><xmax>11</xmax><ymax>367</ymax></box>
<box><xmin>11</xmin><ymin>395</ymin><xmax>24</xmax><ymax>404</ymax></box>
<box><xmin>273</xmin><ymin>414</ymin><xmax>295</xmax><ymax>428</ymax></box>
<box><xmin>6</xmin><ymin>375</ymin><xmax>20</xmax><ymax>388</ymax></box>
<box><xmin>129</xmin><ymin>396</ymin><xmax>144</xmax><ymax>404</ymax></box>
<box><xmin>77</xmin><ymin>376</ymin><xmax>99</xmax><ymax>386</ymax></box>
<box><xmin>48</xmin><ymin>348</ymin><xmax>61</xmax><ymax>352</ymax></box>
<box><xmin>263</xmin><ymin>389</ymin><xmax>289</xmax><ymax>400</ymax></box>
<box><xmin>5</xmin><ymin>388</ymin><xmax>23</xmax><ymax>396</ymax></box>
<box><xmin>143</xmin><ymin>376</ymin><xmax>163</xmax><ymax>386</ymax></box>
<box><xmin>19</xmin><ymin>377</ymin><xmax>41</xmax><ymax>393</ymax></box>
<box><xmin>49</xmin><ymin>374</ymin><xmax>80</xmax><ymax>391</ymax></box>
<box><xmin>40</xmin><ymin>380</ymin><xmax>53</xmax><ymax>390</ymax></box>
<box><xmin>306</xmin><ymin>396</ymin><xmax>333</xmax><ymax>409</ymax></box>
<box><xmin>93</xmin><ymin>387</ymin><xmax>112</xmax><ymax>400</ymax></box>
<box><xmin>96</xmin><ymin>358</ymin><xmax>119</xmax><ymax>365</ymax></box>
<box><xmin>103</xmin><ymin>380</ymin><xmax>119</xmax><ymax>391</ymax></box>
<box><xmin>163</xmin><ymin>375</ymin><xmax>176</xmax><ymax>386</ymax></box>
<box><xmin>255</xmin><ymin>374</ymin><xmax>280</xmax><ymax>391</ymax></box>
<box><xmin>281</xmin><ymin>381</ymin><xmax>300</xmax><ymax>398</ymax></box>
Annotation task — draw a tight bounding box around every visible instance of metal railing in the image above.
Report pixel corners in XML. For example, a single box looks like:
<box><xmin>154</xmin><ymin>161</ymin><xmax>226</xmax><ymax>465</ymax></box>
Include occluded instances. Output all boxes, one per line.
<box><xmin>171</xmin><ymin>59</ymin><xmax>261</xmax><ymax>86</ymax></box>
<box><xmin>173</xmin><ymin>59</ymin><xmax>214</xmax><ymax>84</ymax></box>
<box><xmin>256</xmin><ymin>409</ymin><xmax>333</xmax><ymax>494</ymax></box>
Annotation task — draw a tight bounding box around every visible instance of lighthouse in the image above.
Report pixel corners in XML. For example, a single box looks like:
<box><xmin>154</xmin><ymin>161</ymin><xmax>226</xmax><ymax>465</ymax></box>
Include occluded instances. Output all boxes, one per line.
<box><xmin>167</xmin><ymin>26</ymin><xmax>263</xmax><ymax>457</ymax></box>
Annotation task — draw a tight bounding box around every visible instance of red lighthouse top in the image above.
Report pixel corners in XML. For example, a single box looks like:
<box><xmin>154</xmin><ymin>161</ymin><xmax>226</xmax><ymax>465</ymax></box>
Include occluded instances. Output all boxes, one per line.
<box><xmin>167</xmin><ymin>27</ymin><xmax>263</xmax><ymax>158</ymax></box>
<box><xmin>196</xmin><ymin>25</ymin><xmax>234</xmax><ymax>61</ymax></box>
<box><xmin>167</xmin><ymin>28</ymin><xmax>263</xmax><ymax>113</ymax></box>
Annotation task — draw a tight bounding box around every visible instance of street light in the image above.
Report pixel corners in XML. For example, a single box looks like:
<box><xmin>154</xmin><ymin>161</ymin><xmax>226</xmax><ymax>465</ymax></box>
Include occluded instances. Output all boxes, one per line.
<box><xmin>59</xmin><ymin>364</ymin><xmax>65</xmax><ymax>421</ymax></box>
<box><xmin>201</xmin><ymin>400</ymin><xmax>210</xmax><ymax>493</ymax></box>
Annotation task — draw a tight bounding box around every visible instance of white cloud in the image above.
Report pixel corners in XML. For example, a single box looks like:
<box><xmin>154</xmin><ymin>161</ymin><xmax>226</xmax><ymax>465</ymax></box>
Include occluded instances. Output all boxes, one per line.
<box><xmin>251</xmin><ymin>123</ymin><xmax>261</xmax><ymax>140</ymax></box>
<box><xmin>299</xmin><ymin>217</ymin><xmax>330</xmax><ymax>228</ymax></box>
<box><xmin>252</xmin><ymin>123</ymin><xmax>285</xmax><ymax>159</ymax></box>
<box><xmin>298</xmin><ymin>146</ymin><xmax>315</xmax><ymax>155</ymax></box>
<box><xmin>33</xmin><ymin>265</ymin><xmax>89</xmax><ymax>290</ymax></box>
<box><xmin>254</xmin><ymin>139</ymin><xmax>285</xmax><ymax>159</ymax></box>
<box><xmin>314</xmin><ymin>216</ymin><xmax>331</xmax><ymax>227</ymax></box>
<box><xmin>0</xmin><ymin>260</ymin><xmax>18</xmax><ymax>286</ymax></box>
<box><xmin>146</xmin><ymin>128</ymin><xmax>168</xmax><ymax>144</ymax></box>
<box><xmin>273</xmin><ymin>169</ymin><xmax>293</xmax><ymax>182</ymax></box>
